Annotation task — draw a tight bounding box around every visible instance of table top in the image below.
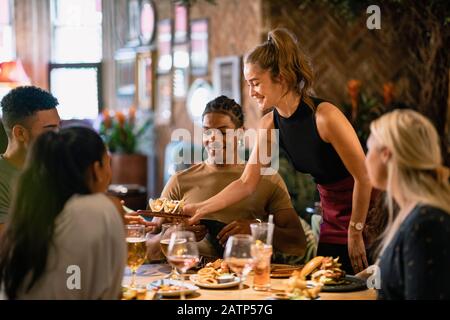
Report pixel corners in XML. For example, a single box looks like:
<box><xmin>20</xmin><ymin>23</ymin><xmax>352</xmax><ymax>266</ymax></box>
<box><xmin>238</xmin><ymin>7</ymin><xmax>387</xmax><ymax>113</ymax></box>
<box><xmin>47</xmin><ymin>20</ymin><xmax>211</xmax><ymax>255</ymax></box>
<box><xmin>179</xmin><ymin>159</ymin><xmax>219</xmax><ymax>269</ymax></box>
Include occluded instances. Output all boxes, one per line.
<box><xmin>122</xmin><ymin>264</ymin><xmax>377</xmax><ymax>300</ymax></box>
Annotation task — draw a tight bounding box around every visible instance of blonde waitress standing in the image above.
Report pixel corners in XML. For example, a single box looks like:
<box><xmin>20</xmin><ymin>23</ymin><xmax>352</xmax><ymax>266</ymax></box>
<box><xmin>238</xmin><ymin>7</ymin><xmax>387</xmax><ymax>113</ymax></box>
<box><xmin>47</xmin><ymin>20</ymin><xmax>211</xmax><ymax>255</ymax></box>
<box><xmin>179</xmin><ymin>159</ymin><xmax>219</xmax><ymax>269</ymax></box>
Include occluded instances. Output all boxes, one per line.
<box><xmin>185</xmin><ymin>28</ymin><xmax>373</xmax><ymax>274</ymax></box>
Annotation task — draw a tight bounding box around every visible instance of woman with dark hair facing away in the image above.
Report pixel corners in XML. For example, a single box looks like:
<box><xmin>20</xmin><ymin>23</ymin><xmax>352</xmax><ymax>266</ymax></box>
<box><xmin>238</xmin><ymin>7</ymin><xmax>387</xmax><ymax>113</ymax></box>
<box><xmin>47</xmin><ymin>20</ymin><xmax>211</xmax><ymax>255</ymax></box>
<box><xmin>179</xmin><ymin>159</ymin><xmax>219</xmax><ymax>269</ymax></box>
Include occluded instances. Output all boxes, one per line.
<box><xmin>0</xmin><ymin>127</ymin><xmax>126</xmax><ymax>299</ymax></box>
<box><xmin>185</xmin><ymin>28</ymin><xmax>376</xmax><ymax>274</ymax></box>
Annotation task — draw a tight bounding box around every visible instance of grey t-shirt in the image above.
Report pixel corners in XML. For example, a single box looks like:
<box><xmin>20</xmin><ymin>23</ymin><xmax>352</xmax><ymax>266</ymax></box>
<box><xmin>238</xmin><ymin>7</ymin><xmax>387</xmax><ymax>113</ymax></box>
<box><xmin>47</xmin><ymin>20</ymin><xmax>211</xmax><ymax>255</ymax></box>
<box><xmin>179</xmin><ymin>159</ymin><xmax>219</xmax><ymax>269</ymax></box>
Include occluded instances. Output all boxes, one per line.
<box><xmin>8</xmin><ymin>193</ymin><xmax>126</xmax><ymax>300</ymax></box>
<box><xmin>0</xmin><ymin>155</ymin><xmax>19</xmax><ymax>224</ymax></box>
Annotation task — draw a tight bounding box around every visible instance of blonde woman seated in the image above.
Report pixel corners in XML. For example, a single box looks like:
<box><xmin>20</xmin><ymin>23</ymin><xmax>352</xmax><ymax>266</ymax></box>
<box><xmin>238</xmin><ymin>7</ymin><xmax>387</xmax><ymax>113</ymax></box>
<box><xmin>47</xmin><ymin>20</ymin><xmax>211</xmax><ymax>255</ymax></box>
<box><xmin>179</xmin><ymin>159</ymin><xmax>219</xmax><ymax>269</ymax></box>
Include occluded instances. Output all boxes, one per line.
<box><xmin>363</xmin><ymin>109</ymin><xmax>450</xmax><ymax>299</ymax></box>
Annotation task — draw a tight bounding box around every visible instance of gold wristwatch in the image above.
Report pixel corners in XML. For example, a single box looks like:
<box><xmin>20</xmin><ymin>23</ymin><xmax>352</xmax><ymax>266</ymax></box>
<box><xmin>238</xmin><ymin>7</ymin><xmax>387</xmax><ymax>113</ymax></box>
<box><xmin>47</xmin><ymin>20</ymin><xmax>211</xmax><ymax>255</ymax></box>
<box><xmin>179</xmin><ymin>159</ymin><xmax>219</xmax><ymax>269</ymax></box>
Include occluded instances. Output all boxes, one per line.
<box><xmin>349</xmin><ymin>221</ymin><xmax>364</xmax><ymax>231</ymax></box>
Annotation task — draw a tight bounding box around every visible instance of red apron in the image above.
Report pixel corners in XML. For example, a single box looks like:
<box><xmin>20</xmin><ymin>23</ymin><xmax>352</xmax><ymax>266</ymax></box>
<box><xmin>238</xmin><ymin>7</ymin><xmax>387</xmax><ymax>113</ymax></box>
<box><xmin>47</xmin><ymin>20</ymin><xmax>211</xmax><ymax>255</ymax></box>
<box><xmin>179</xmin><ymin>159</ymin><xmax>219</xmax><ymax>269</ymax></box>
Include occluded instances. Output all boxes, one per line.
<box><xmin>317</xmin><ymin>176</ymin><xmax>355</xmax><ymax>245</ymax></box>
<box><xmin>317</xmin><ymin>176</ymin><xmax>380</xmax><ymax>245</ymax></box>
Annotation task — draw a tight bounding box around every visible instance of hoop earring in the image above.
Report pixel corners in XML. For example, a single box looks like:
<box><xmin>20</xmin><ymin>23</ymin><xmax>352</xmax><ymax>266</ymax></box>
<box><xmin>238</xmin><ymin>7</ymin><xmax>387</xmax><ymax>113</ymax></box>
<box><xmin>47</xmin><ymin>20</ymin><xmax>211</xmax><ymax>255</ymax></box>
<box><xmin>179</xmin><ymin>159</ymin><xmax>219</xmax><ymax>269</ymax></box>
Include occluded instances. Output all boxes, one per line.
<box><xmin>299</xmin><ymin>79</ymin><xmax>305</xmax><ymax>89</ymax></box>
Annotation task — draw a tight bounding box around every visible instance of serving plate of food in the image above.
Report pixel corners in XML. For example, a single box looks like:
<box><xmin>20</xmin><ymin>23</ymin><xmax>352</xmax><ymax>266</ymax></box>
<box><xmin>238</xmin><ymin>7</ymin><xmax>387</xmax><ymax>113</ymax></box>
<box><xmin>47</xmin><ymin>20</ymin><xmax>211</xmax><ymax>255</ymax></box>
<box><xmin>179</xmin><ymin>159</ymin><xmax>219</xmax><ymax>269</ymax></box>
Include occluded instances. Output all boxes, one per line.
<box><xmin>137</xmin><ymin>198</ymin><xmax>190</xmax><ymax>219</ymax></box>
<box><xmin>147</xmin><ymin>279</ymin><xmax>199</xmax><ymax>297</ymax></box>
<box><xmin>190</xmin><ymin>274</ymin><xmax>240</xmax><ymax>289</ymax></box>
<box><xmin>299</xmin><ymin>256</ymin><xmax>367</xmax><ymax>292</ymax></box>
<box><xmin>190</xmin><ymin>259</ymin><xmax>240</xmax><ymax>289</ymax></box>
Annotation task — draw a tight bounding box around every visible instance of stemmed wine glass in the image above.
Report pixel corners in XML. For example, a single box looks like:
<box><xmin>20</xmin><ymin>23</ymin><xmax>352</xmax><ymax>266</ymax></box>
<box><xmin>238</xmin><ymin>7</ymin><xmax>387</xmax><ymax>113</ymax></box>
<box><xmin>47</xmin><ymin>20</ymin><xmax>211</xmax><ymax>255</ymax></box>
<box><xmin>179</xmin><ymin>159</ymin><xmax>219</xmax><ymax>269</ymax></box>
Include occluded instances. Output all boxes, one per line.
<box><xmin>167</xmin><ymin>230</ymin><xmax>199</xmax><ymax>300</ymax></box>
<box><xmin>159</xmin><ymin>223</ymin><xmax>184</xmax><ymax>279</ymax></box>
<box><xmin>223</xmin><ymin>234</ymin><xmax>254</xmax><ymax>300</ymax></box>
<box><xmin>126</xmin><ymin>224</ymin><xmax>147</xmax><ymax>288</ymax></box>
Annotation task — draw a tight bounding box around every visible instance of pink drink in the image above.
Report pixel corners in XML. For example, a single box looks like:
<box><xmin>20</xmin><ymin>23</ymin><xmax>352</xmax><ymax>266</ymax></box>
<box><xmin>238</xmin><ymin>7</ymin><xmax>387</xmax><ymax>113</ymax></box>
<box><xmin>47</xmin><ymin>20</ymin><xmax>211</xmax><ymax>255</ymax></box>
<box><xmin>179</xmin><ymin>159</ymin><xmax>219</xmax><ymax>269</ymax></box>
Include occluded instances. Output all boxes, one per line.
<box><xmin>225</xmin><ymin>257</ymin><xmax>253</xmax><ymax>277</ymax></box>
<box><xmin>251</xmin><ymin>244</ymin><xmax>272</xmax><ymax>291</ymax></box>
<box><xmin>168</xmin><ymin>255</ymin><xmax>199</xmax><ymax>273</ymax></box>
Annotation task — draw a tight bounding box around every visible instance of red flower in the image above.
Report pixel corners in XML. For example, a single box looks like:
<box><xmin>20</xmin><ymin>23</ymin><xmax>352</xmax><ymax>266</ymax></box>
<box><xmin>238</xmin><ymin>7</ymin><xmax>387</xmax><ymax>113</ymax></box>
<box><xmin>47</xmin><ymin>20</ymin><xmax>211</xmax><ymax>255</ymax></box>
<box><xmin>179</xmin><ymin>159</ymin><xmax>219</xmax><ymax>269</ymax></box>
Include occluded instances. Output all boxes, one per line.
<box><xmin>383</xmin><ymin>82</ymin><xmax>394</xmax><ymax>107</ymax></box>
<box><xmin>102</xmin><ymin>108</ymin><xmax>112</xmax><ymax>129</ymax></box>
<box><xmin>128</xmin><ymin>106</ymin><xmax>136</xmax><ymax>125</ymax></box>
<box><xmin>116</xmin><ymin>111</ymin><xmax>126</xmax><ymax>128</ymax></box>
<box><xmin>347</xmin><ymin>79</ymin><xmax>361</xmax><ymax>122</ymax></box>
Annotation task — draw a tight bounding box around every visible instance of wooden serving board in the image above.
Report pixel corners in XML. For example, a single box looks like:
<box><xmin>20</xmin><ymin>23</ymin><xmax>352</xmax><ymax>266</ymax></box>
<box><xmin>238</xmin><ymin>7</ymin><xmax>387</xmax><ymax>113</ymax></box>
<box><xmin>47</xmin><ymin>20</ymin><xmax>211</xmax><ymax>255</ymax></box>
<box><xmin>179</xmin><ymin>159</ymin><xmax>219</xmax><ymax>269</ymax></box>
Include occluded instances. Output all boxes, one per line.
<box><xmin>136</xmin><ymin>210</ymin><xmax>191</xmax><ymax>220</ymax></box>
<box><xmin>270</xmin><ymin>264</ymin><xmax>303</xmax><ymax>278</ymax></box>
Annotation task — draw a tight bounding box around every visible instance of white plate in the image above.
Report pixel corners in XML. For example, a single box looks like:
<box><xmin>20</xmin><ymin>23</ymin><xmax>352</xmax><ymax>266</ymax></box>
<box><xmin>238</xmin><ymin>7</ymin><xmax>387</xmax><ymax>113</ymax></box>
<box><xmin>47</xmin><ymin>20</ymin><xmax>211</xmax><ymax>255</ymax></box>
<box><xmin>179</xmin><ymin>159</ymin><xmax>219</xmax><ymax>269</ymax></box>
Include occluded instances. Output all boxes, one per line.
<box><xmin>147</xmin><ymin>279</ymin><xmax>199</xmax><ymax>297</ymax></box>
<box><xmin>189</xmin><ymin>274</ymin><xmax>241</xmax><ymax>289</ymax></box>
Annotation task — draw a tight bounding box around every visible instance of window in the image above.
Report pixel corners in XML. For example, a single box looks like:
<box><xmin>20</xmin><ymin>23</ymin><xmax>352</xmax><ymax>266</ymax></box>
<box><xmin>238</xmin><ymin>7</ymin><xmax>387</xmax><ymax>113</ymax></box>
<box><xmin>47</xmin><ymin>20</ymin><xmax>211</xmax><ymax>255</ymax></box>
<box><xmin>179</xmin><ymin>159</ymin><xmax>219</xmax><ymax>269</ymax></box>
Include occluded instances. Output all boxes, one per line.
<box><xmin>0</xmin><ymin>0</ymin><xmax>14</xmax><ymax>62</ymax></box>
<box><xmin>49</xmin><ymin>0</ymin><xmax>102</xmax><ymax>120</ymax></box>
<box><xmin>49</xmin><ymin>63</ymin><xmax>101</xmax><ymax>120</ymax></box>
<box><xmin>51</xmin><ymin>0</ymin><xmax>102</xmax><ymax>63</ymax></box>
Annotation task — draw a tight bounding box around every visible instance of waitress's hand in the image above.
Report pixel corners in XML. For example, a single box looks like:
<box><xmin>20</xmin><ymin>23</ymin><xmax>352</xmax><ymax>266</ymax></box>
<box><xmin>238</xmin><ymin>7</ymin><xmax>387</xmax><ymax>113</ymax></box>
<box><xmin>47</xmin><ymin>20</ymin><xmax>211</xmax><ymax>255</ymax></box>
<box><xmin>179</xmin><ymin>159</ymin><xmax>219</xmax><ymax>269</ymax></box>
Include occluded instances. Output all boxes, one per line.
<box><xmin>348</xmin><ymin>230</ymin><xmax>368</xmax><ymax>274</ymax></box>
<box><xmin>183</xmin><ymin>203</ymin><xmax>207</xmax><ymax>225</ymax></box>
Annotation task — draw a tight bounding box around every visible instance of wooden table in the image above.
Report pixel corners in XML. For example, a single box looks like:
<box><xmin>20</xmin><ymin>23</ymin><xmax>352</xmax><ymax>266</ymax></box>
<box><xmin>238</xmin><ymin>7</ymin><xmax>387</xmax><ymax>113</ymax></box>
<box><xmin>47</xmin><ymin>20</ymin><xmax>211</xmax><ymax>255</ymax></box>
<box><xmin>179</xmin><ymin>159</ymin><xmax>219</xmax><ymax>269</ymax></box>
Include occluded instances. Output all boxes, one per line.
<box><xmin>123</xmin><ymin>264</ymin><xmax>377</xmax><ymax>300</ymax></box>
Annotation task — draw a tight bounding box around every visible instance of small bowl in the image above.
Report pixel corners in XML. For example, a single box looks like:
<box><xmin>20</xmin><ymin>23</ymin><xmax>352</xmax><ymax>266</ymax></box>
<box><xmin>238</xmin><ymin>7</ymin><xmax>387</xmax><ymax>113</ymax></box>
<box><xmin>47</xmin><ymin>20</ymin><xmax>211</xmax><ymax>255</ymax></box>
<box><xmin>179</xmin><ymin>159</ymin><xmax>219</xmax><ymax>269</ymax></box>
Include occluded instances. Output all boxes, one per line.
<box><xmin>217</xmin><ymin>274</ymin><xmax>235</xmax><ymax>284</ymax></box>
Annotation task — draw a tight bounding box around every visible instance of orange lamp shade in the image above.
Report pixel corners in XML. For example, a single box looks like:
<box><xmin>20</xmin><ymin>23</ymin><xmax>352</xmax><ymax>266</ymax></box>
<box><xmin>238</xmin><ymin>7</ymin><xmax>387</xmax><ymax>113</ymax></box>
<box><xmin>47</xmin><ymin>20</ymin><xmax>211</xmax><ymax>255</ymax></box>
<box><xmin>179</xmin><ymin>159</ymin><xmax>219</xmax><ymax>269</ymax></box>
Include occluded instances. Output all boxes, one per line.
<box><xmin>0</xmin><ymin>60</ymin><xmax>31</xmax><ymax>87</ymax></box>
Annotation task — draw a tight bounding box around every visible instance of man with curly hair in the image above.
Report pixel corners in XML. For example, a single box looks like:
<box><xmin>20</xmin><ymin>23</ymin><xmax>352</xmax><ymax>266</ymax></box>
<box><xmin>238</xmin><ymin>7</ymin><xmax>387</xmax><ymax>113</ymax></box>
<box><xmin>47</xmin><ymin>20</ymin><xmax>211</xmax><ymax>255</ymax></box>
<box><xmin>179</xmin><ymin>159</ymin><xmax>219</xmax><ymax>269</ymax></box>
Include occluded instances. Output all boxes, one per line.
<box><xmin>0</xmin><ymin>86</ymin><xmax>60</xmax><ymax>231</ymax></box>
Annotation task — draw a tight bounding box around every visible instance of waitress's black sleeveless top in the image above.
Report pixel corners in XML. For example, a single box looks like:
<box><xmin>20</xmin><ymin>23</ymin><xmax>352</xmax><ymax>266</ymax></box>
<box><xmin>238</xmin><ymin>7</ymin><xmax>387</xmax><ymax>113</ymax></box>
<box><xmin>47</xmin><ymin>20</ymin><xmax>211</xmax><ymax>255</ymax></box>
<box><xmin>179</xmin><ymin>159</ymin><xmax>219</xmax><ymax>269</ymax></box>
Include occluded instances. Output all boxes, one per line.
<box><xmin>273</xmin><ymin>97</ymin><xmax>350</xmax><ymax>185</ymax></box>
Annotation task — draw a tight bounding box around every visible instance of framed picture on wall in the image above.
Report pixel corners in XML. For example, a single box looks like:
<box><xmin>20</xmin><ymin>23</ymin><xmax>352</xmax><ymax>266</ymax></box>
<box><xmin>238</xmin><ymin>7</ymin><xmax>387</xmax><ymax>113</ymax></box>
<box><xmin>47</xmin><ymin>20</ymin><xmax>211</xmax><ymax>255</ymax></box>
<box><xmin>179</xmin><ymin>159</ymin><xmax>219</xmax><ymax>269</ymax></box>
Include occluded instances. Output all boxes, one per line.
<box><xmin>115</xmin><ymin>48</ymin><xmax>136</xmax><ymax>107</ymax></box>
<box><xmin>136</xmin><ymin>50</ymin><xmax>155</xmax><ymax>110</ymax></box>
<box><xmin>155</xmin><ymin>74</ymin><xmax>172</xmax><ymax>125</ymax></box>
<box><xmin>139</xmin><ymin>0</ymin><xmax>157</xmax><ymax>46</ymax></box>
<box><xmin>157</xmin><ymin>19</ymin><xmax>172</xmax><ymax>74</ymax></box>
<box><xmin>213</xmin><ymin>56</ymin><xmax>242</xmax><ymax>104</ymax></box>
<box><xmin>127</xmin><ymin>0</ymin><xmax>141</xmax><ymax>47</ymax></box>
<box><xmin>173</xmin><ymin>43</ymin><xmax>190</xmax><ymax>100</ymax></box>
<box><xmin>173</xmin><ymin>2</ymin><xmax>188</xmax><ymax>44</ymax></box>
<box><xmin>190</xmin><ymin>19</ymin><xmax>208</xmax><ymax>76</ymax></box>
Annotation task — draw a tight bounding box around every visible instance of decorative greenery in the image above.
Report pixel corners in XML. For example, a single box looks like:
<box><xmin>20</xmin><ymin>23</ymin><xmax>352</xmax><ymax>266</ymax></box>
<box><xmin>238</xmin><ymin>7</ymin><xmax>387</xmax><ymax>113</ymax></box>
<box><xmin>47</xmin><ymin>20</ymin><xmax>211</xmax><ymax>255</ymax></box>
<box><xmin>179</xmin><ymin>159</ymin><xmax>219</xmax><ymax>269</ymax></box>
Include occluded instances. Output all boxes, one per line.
<box><xmin>98</xmin><ymin>107</ymin><xmax>153</xmax><ymax>154</ymax></box>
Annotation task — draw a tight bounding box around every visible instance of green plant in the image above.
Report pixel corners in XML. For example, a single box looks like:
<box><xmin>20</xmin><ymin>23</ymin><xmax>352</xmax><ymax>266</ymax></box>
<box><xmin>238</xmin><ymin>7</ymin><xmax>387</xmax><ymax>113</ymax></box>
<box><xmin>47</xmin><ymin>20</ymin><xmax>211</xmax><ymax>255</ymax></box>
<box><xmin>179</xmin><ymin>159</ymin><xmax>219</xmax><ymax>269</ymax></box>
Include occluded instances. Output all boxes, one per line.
<box><xmin>98</xmin><ymin>107</ymin><xmax>153</xmax><ymax>154</ymax></box>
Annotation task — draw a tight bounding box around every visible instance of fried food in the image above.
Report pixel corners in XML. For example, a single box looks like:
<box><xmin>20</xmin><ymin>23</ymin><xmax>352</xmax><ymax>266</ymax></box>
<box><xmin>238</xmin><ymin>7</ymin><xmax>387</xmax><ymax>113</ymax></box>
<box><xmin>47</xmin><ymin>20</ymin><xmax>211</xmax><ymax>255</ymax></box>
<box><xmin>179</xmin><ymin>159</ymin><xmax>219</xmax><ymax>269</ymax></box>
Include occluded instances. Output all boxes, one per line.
<box><xmin>286</xmin><ymin>270</ymin><xmax>322</xmax><ymax>300</ymax></box>
<box><xmin>300</xmin><ymin>256</ymin><xmax>346</xmax><ymax>285</ymax></box>
<box><xmin>151</xmin><ymin>284</ymin><xmax>188</xmax><ymax>292</ymax></box>
<box><xmin>148</xmin><ymin>198</ymin><xmax>185</xmax><ymax>215</ymax></box>
<box><xmin>196</xmin><ymin>259</ymin><xmax>233</xmax><ymax>284</ymax></box>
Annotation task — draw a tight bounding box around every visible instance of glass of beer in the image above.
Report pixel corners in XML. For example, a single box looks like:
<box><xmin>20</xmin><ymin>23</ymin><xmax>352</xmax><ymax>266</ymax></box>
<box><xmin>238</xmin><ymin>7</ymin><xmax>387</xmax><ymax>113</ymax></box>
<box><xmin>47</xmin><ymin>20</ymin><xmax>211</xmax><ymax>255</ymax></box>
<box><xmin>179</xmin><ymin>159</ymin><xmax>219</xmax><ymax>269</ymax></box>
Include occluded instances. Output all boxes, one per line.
<box><xmin>126</xmin><ymin>224</ymin><xmax>147</xmax><ymax>288</ymax></box>
<box><xmin>160</xmin><ymin>223</ymin><xmax>184</xmax><ymax>279</ymax></box>
<box><xmin>223</xmin><ymin>235</ymin><xmax>254</xmax><ymax>300</ymax></box>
